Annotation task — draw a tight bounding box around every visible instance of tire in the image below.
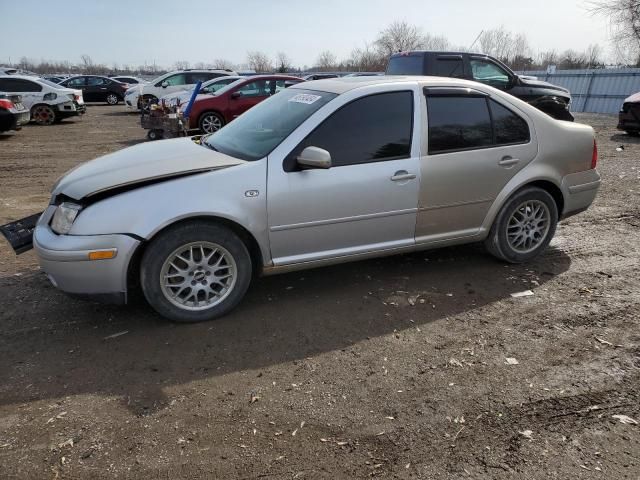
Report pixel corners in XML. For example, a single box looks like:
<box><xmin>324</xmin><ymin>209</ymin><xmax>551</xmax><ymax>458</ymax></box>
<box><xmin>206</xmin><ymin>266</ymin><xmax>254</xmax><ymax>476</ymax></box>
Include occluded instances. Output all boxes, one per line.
<box><xmin>198</xmin><ymin>111</ymin><xmax>225</xmax><ymax>134</ymax></box>
<box><xmin>106</xmin><ymin>93</ymin><xmax>120</xmax><ymax>105</ymax></box>
<box><xmin>484</xmin><ymin>187</ymin><xmax>558</xmax><ymax>264</ymax></box>
<box><xmin>31</xmin><ymin>104</ymin><xmax>57</xmax><ymax>126</ymax></box>
<box><xmin>147</xmin><ymin>129</ymin><xmax>163</xmax><ymax>141</ymax></box>
<box><xmin>626</xmin><ymin>130</ymin><xmax>640</xmax><ymax>137</ymax></box>
<box><xmin>140</xmin><ymin>221</ymin><xmax>252</xmax><ymax>323</ymax></box>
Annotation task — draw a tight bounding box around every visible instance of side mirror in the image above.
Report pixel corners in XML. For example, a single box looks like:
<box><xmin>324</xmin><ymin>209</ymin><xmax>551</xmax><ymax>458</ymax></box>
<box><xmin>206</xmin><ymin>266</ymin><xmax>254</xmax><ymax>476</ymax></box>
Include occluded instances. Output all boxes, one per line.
<box><xmin>161</xmin><ymin>81</ymin><xmax>169</xmax><ymax>88</ymax></box>
<box><xmin>230</xmin><ymin>91</ymin><xmax>242</xmax><ymax>99</ymax></box>
<box><xmin>296</xmin><ymin>146</ymin><xmax>332</xmax><ymax>169</ymax></box>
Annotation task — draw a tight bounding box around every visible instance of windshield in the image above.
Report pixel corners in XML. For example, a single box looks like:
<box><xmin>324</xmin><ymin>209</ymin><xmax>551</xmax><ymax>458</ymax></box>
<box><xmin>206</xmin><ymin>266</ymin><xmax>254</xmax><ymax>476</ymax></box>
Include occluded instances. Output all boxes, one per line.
<box><xmin>210</xmin><ymin>78</ymin><xmax>246</xmax><ymax>96</ymax></box>
<box><xmin>204</xmin><ymin>88</ymin><xmax>337</xmax><ymax>161</ymax></box>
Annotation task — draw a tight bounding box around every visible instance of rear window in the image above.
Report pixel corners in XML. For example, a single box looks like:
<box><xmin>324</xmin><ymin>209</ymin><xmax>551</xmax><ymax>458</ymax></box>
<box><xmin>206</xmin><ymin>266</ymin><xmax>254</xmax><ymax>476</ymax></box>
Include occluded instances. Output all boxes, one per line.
<box><xmin>432</xmin><ymin>58</ymin><xmax>464</xmax><ymax>78</ymax></box>
<box><xmin>386</xmin><ymin>55</ymin><xmax>425</xmax><ymax>75</ymax></box>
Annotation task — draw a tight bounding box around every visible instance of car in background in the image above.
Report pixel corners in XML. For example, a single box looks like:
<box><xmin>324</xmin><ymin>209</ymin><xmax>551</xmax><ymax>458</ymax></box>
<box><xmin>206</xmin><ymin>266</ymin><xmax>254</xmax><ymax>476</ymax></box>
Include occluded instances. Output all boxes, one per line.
<box><xmin>343</xmin><ymin>72</ymin><xmax>384</xmax><ymax>77</ymax></box>
<box><xmin>184</xmin><ymin>75</ymin><xmax>303</xmax><ymax>133</ymax></box>
<box><xmin>0</xmin><ymin>75</ymin><xmax>85</xmax><ymax>125</ymax></box>
<box><xmin>59</xmin><ymin>75</ymin><xmax>128</xmax><ymax>105</ymax></box>
<box><xmin>111</xmin><ymin>75</ymin><xmax>148</xmax><ymax>85</ymax></box>
<box><xmin>17</xmin><ymin>76</ymin><xmax>600</xmax><ymax>322</ymax></box>
<box><xmin>135</xmin><ymin>69</ymin><xmax>238</xmax><ymax>111</ymax></box>
<box><xmin>303</xmin><ymin>73</ymin><xmax>339</xmax><ymax>81</ymax></box>
<box><xmin>617</xmin><ymin>92</ymin><xmax>640</xmax><ymax>136</ymax></box>
<box><xmin>42</xmin><ymin>75</ymin><xmax>66</xmax><ymax>84</ymax></box>
<box><xmin>160</xmin><ymin>76</ymin><xmax>242</xmax><ymax>106</ymax></box>
<box><xmin>0</xmin><ymin>92</ymin><xmax>30</xmax><ymax>132</ymax></box>
<box><xmin>386</xmin><ymin>51</ymin><xmax>574</xmax><ymax>121</ymax></box>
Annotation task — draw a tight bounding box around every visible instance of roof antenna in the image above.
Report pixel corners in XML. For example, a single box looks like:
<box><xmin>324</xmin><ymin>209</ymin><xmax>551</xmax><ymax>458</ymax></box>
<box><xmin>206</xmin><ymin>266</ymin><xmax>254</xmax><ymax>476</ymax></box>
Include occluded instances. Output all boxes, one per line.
<box><xmin>469</xmin><ymin>30</ymin><xmax>484</xmax><ymax>51</ymax></box>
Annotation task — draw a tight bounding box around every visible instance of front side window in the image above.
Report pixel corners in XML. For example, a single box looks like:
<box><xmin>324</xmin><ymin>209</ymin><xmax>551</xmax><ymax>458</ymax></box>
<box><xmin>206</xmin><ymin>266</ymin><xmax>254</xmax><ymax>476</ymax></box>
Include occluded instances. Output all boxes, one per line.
<box><xmin>433</xmin><ymin>58</ymin><xmax>464</xmax><ymax>78</ymax></box>
<box><xmin>66</xmin><ymin>77</ymin><xmax>86</xmax><ymax>87</ymax></box>
<box><xmin>285</xmin><ymin>91</ymin><xmax>414</xmax><ymax>170</ymax></box>
<box><xmin>236</xmin><ymin>80</ymin><xmax>269</xmax><ymax>98</ymax></box>
<box><xmin>204</xmin><ymin>88</ymin><xmax>336</xmax><ymax>161</ymax></box>
<box><xmin>426</xmin><ymin>94</ymin><xmax>529</xmax><ymax>154</ymax></box>
<box><xmin>427</xmin><ymin>96</ymin><xmax>492</xmax><ymax>153</ymax></box>
<box><xmin>157</xmin><ymin>73</ymin><xmax>186</xmax><ymax>87</ymax></box>
<box><xmin>470</xmin><ymin>59</ymin><xmax>510</xmax><ymax>88</ymax></box>
<box><xmin>87</xmin><ymin>77</ymin><xmax>106</xmax><ymax>86</ymax></box>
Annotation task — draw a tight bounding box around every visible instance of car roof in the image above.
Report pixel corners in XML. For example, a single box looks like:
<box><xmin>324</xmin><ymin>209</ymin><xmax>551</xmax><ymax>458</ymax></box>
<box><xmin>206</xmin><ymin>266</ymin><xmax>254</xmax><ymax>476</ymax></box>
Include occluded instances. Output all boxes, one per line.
<box><xmin>0</xmin><ymin>74</ymin><xmax>46</xmax><ymax>82</ymax></box>
<box><xmin>289</xmin><ymin>75</ymin><xmax>486</xmax><ymax>94</ymax></box>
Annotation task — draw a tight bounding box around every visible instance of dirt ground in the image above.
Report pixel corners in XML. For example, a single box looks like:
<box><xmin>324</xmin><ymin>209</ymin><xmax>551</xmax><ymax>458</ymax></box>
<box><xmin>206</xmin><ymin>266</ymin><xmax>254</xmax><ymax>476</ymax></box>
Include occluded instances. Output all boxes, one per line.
<box><xmin>0</xmin><ymin>106</ymin><xmax>638</xmax><ymax>479</ymax></box>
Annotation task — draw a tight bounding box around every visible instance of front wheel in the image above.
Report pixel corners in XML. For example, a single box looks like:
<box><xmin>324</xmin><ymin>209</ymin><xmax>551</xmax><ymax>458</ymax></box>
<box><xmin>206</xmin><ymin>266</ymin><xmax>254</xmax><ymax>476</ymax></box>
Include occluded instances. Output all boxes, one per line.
<box><xmin>106</xmin><ymin>93</ymin><xmax>120</xmax><ymax>105</ymax></box>
<box><xmin>485</xmin><ymin>187</ymin><xmax>558</xmax><ymax>263</ymax></box>
<box><xmin>140</xmin><ymin>222</ymin><xmax>252</xmax><ymax>322</ymax></box>
<box><xmin>199</xmin><ymin>112</ymin><xmax>225</xmax><ymax>134</ymax></box>
<box><xmin>31</xmin><ymin>105</ymin><xmax>57</xmax><ymax>125</ymax></box>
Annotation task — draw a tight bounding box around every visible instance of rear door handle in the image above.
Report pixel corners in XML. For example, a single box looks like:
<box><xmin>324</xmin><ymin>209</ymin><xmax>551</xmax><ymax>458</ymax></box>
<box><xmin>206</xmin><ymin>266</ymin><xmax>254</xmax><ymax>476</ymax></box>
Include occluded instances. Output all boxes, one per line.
<box><xmin>390</xmin><ymin>171</ymin><xmax>416</xmax><ymax>182</ymax></box>
<box><xmin>498</xmin><ymin>156</ymin><xmax>520</xmax><ymax>167</ymax></box>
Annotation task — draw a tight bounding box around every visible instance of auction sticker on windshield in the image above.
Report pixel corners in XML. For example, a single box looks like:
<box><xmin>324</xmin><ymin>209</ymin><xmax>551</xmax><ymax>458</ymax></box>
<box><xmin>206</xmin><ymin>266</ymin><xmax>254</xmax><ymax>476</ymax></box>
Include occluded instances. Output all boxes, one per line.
<box><xmin>289</xmin><ymin>93</ymin><xmax>322</xmax><ymax>105</ymax></box>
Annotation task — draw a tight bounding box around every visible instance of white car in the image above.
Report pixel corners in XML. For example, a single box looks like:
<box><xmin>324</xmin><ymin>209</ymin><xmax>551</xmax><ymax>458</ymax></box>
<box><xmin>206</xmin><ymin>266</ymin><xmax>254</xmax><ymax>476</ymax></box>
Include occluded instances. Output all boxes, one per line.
<box><xmin>0</xmin><ymin>75</ymin><xmax>85</xmax><ymax>125</ymax></box>
<box><xmin>159</xmin><ymin>76</ymin><xmax>241</xmax><ymax>106</ymax></box>
<box><xmin>127</xmin><ymin>69</ymin><xmax>237</xmax><ymax>111</ymax></box>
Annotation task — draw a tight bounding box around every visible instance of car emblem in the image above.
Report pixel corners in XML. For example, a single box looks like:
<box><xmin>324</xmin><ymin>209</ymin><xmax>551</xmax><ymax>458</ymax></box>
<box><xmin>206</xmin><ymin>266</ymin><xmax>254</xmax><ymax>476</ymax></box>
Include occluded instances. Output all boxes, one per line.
<box><xmin>245</xmin><ymin>190</ymin><xmax>259</xmax><ymax>198</ymax></box>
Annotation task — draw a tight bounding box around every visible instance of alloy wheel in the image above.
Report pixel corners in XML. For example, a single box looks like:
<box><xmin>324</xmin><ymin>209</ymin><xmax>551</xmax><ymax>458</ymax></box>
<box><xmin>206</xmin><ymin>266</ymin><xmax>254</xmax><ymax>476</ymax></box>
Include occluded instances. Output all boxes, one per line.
<box><xmin>106</xmin><ymin>94</ymin><xmax>119</xmax><ymax>105</ymax></box>
<box><xmin>506</xmin><ymin>200</ymin><xmax>551</xmax><ymax>254</ymax></box>
<box><xmin>32</xmin><ymin>105</ymin><xmax>55</xmax><ymax>125</ymax></box>
<box><xmin>159</xmin><ymin>241</ymin><xmax>237</xmax><ymax>311</ymax></box>
<box><xmin>201</xmin><ymin>114</ymin><xmax>222</xmax><ymax>133</ymax></box>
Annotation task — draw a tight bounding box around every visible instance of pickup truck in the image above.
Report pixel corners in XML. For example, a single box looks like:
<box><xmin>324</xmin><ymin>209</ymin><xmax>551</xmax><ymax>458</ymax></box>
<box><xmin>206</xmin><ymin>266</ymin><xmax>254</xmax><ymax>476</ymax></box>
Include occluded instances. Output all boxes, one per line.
<box><xmin>386</xmin><ymin>51</ymin><xmax>573</xmax><ymax>121</ymax></box>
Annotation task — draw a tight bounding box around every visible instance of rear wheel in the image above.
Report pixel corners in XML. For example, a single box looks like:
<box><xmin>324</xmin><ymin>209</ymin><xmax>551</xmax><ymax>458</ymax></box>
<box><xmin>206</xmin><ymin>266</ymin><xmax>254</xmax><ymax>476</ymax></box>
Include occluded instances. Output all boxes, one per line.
<box><xmin>199</xmin><ymin>112</ymin><xmax>225</xmax><ymax>134</ymax></box>
<box><xmin>485</xmin><ymin>187</ymin><xmax>558</xmax><ymax>263</ymax></box>
<box><xmin>140</xmin><ymin>222</ymin><xmax>252</xmax><ymax>323</ymax></box>
<box><xmin>31</xmin><ymin>105</ymin><xmax>57</xmax><ymax>125</ymax></box>
<box><xmin>106</xmin><ymin>93</ymin><xmax>120</xmax><ymax>105</ymax></box>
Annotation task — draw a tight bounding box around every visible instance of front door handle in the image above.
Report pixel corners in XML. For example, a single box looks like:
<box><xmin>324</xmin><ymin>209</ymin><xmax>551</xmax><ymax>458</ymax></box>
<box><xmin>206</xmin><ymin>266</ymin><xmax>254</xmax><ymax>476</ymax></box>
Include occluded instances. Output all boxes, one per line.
<box><xmin>390</xmin><ymin>170</ymin><xmax>416</xmax><ymax>182</ymax></box>
<box><xmin>498</xmin><ymin>156</ymin><xmax>520</xmax><ymax>167</ymax></box>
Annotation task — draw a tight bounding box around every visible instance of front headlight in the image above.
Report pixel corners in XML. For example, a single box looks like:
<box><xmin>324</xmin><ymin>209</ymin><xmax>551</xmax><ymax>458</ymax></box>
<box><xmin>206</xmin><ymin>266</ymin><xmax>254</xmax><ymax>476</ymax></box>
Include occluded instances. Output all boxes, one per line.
<box><xmin>51</xmin><ymin>202</ymin><xmax>82</xmax><ymax>234</ymax></box>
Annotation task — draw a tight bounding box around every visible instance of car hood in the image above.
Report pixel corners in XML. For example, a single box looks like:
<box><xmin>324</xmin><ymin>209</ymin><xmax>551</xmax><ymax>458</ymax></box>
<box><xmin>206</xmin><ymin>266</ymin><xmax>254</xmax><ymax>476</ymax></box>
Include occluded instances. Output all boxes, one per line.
<box><xmin>52</xmin><ymin>137</ymin><xmax>246</xmax><ymax>201</ymax></box>
<box><xmin>624</xmin><ymin>91</ymin><xmax>640</xmax><ymax>103</ymax></box>
<box><xmin>518</xmin><ymin>76</ymin><xmax>571</xmax><ymax>97</ymax></box>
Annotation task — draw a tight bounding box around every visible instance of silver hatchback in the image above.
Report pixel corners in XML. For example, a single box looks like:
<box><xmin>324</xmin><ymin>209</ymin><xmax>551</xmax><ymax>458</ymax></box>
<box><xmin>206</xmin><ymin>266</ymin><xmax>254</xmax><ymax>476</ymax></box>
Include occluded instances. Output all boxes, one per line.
<box><xmin>27</xmin><ymin>76</ymin><xmax>600</xmax><ymax>322</ymax></box>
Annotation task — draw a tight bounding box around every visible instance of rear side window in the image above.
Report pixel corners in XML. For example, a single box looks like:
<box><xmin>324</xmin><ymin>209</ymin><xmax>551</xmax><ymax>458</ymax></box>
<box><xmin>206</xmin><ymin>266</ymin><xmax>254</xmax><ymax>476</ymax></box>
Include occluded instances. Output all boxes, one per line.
<box><xmin>286</xmin><ymin>91</ymin><xmax>413</xmax><ymax>170</ymax></box>
<box><xmin>427</xmin><ymin>96</ymin><xmax>492</xmax><ymax>153</ymax></box>
<box><xmin>426</xmin><ymin>94</ymin><xmax>530</xmax><ymax>154</ymax></box>
<box><xmin>386</xmin><ymin>55</ymin><xmax>425</xmax><ymax>75</ymax></box>
<box><xmin>188</xmin><ymin>72</ymin><xmax>222</xmax><ymax>83</ymax></box>
<box><xmin>490</xmin><ymin>100</ymin><xmax>530</xmax><ymax>144</ymax></box>
<box><xmin>87</xmin><ymin>77</ymin><xmax>106</xmax><ymax>86</ymax></box>
<box><xmin>433</xmin><ymin>58</ymin><xmax>464</xmax><ymax>78</ymax></box>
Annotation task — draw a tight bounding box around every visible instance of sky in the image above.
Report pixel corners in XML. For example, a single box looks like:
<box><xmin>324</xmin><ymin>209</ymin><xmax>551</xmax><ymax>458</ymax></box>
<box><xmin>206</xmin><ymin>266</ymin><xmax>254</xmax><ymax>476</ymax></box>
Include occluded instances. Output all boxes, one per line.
<box><xmin>0</xmin><ymin>0</ymin><xmax>611</xmax><ymax>68</ymax></box>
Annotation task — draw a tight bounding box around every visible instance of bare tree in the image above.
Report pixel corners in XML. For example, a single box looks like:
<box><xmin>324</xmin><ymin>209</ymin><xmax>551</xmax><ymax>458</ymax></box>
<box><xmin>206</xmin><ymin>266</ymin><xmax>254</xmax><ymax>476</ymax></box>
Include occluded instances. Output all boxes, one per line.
<box><xmin>422</xmin><ymin>33</ymin><xmax>451</xmax><ymax>51</ymax></box>
<box><xmin>316</xmin><ymin>50</ymin><xmax>337</xmax><ymax>71</ymax></box>
<box><xmin>585</xmin><ymin>43</ymin><xmax>603</xmax><ymax>67</ymax></box>
<box><xmin>173</xmin><ymin>60</ymin><xmax>190</xmax><ymax>70</ymax></box>
<box><xmin>247</xmin><ymin>51</ymin><xmax>272</xmax><ymax>73</ymax></box>
<box><xmin>590</xmin><ymin>0</ymin><xmax>640</xmax><ymax>63</ymax></box>
<box><xmin>375</xmin><ymin>20</ymin><xmax>423</xmax><ymax>56</ymax></box>
<box><xmin>80</xmin><ymin>54</ymin><xmax>93</xmax><ymax>69</ymax></box>
<box><xmin>212</xmin><ymin>58</ymin><xmax>235</xmax><ymax>70</ymax></box>
<box><xmin>275</xmin><ymin>52</ymin><xmax>292</xmax><ymax>73</ymax></box>
<box><xmin>349</xmin><ymin>43</ymin><xmax>386</xmax><ymax>71</ymax></box>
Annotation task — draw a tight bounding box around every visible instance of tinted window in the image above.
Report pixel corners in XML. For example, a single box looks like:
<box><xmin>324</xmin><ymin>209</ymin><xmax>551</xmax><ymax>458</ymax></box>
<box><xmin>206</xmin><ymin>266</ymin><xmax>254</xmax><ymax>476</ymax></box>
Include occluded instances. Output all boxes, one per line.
<box><xmin>0</xmin><ymin>78</ymin><xmax>42</xmax><ymax>92</ymax></box>
<box><xmin>470</xmin><ymin>59</ymin><xmax>510</xmax><ymax>88</ymax></box>
<box><xmin>427</xmin><ymin>96</ymin><xmax>492</xmax><ymax>154</ymax></box>
<box><xmin>386</xmin><ymin>55</ymin><xmax>425</xmax><ymax>75</ymax></box>
<box><xmin>286</xmin><ymin>91</ymin><xmax>413</xmax><ymax>170</ymax></box>
<box><xmin>187</xmin><ymin>72</ymin><xmax>222</xmax><ymax>83</ymax></box>
<box><xmin>87</xmin><ymin>77</ymin><xmax>106</xmax><ymax>86</ymax></box>
<box><xmin>489</xmin><ymin>100</ymin><xmax>530</xmax><ymax>145</ymax></box>
<box><xmin>433</xmin><ymin>58</ymin><xmax>464</xmax><ymax>78</ymax></box>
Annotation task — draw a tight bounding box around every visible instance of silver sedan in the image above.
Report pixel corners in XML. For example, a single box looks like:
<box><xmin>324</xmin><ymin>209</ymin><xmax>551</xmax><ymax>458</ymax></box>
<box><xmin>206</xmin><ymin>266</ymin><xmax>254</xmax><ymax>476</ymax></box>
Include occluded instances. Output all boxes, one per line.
<box><xmin>28</xmin><ymin>76</ymin><xmax>600</xmax><ymax>322</ymax></box>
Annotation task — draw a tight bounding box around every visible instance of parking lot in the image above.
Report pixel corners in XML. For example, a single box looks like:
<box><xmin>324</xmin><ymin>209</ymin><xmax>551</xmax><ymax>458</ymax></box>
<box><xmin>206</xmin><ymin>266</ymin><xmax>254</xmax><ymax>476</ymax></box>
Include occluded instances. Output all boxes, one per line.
<box><xmin>0</xmin><ymin>107</ymin><xmax>639</xmax><ymax>478</ymax></box>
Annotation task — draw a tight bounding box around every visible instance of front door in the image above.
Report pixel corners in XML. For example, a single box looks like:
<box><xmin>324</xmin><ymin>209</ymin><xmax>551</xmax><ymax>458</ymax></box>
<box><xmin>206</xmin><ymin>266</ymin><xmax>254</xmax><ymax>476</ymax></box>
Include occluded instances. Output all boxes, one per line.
<box><xmin>267</xmin><ymin>89</ymin><xmax>421</xmax><ymax>265</ymax></box>
<box><xmin>416</xmin><ymin>87</ymin><xmax>537</xmax><ymax>241</ymax></box>
<box><xmin>228</xmin><ymin>79</ymin><xmax>271</xmax><ymax>119</ymax></box>
<box><xmin>86</xmin><ymin>76</ymin><xmax>108</xmax><ymax>101</ymax></box>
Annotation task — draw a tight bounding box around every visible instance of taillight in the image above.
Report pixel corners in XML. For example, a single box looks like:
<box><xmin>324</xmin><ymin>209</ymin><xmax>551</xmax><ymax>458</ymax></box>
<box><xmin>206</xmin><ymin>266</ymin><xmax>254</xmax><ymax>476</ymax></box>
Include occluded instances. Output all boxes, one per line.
<box><xmin>0</xmin><ymin>99</ymin><xmax>14</xmax><ymax>110</ymax></box>
<box><xmin>74</xmin><ymin>94</ymin><xmax>80</xmax><ymax>101</ymax></box>
<box><xmin>591</xmin><ymin>139</ymin><xmax>598</xmax><ymax>169</ymax></box>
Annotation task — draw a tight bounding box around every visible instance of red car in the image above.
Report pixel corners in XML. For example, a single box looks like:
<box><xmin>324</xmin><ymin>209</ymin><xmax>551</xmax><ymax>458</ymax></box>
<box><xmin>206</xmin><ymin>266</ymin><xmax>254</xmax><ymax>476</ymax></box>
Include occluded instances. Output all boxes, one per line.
<box><xmin>185</xmin><ymin>75</ymin><xmax>303</xmax><ymax>133</ymax></box>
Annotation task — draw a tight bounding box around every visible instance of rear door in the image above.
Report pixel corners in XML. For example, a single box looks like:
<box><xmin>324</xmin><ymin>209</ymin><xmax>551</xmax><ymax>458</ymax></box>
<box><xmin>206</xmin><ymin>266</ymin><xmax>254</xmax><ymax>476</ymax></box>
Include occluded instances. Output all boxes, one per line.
<box><xmin>429</xmin><ymin>54</ymin><xmax>466</xmax><ymax>79</ymax></box>
<box><xmin>416</xmin><ymin>87</ymin><xmax>537</xmax><ymax>241</ymax></box>
<box><xmin>86</xmin><ymin>76</ymin><xmax>109</xmax><ymax>101</ymax></box>
<box><xmin>0</xmin><ymin>78</ymin><xmax>43</xmax><ymax>109</ymax></box>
